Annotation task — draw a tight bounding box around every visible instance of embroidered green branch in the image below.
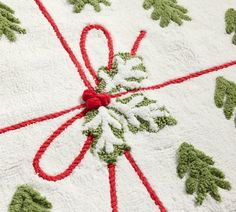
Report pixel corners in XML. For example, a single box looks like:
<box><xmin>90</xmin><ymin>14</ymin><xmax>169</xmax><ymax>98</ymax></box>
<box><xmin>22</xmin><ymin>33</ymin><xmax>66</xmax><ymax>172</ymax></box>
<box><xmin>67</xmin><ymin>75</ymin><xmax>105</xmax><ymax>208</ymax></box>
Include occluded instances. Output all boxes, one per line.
<box><xmin>83</xmin><ymin>93</ymin><xmax>177</xmax><ymax>163</ymax></box>
<box><xmin>97</xmin><ymin>53</ymin><xmax>148</xmax><ymax>94</ymax></box>
<box><xmin>214</xmin><ymin>77</ymin><xmax>236</xmax><ymax>127</ymax></box>
<box><xmin>9</xmin><ymin>185</ymin><xmax>52</xmax><ymax>212</ymax></box>
<box><xmin>177</xmin><ymin>143</ymin><xmax>231</xmax><ymax>205</ymax></box>
<box><xmin>112</xmin><ymin>94</ymin><xmax>177</xmax><ymax>133</ymax></box>
<box><xmin>84</xmin><ymin>52</ymin><xmax>177</xmax><ymax>164</ymax></box>
<box><xmin>143</xmin><ymin>0</ymin><xmax>191</xmax><ymax>27</ymax></box>
<box><xmin>68</xmin><ymin>0</ymin><xmax>111</xmax><ymax>13</ymax></box>
<box><xmin>225</xmin><ymin>8</ymin><xmax>236</xmax><ymax>45</ymax></box>
<box><xmin>0</xmin><ymin>1</ymin><xmax>26</xmax><ymax>41</ymax></box>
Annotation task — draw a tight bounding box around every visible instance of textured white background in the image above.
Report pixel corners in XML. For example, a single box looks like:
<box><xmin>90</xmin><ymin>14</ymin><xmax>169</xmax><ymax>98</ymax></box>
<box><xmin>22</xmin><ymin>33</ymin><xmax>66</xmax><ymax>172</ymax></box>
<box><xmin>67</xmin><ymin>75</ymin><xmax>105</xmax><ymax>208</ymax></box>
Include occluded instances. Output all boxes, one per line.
<box><xmin>0</xmin><ymin>0</ymin><xmax>236</xmax><ymax>211</ymax></box>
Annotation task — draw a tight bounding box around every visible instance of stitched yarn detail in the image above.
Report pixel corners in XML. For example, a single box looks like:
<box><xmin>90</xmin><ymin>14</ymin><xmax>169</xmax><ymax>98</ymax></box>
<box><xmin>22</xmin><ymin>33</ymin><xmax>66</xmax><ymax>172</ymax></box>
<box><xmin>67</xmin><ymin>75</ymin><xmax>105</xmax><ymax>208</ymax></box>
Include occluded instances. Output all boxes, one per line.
<box><xmin>111</xmin><ymin>94</ymin><xmax>177</xmax><ymax>133</ymax></box>
<box><xmin>108</xmin><ymin>164</ymin><xmax>118</xmax><ymax>212</ymax></box>
<box><xmin>0</xmin><ymin>1</ymin><xmax>26</xmax><ymax>41</ymax></box>
<box><xmin>80</xmin><ymin>24</ymin><xmax>114</xmax><ymax>85</ymax></box>
<box><xmin>124</xmin><ymin>151</ymin><xmax>167</xmax><ymax>212</ymax></box>
<box><xmin>83</xmin><ymin>93</ymin><xmax>176</xmax><ymax>163</ymax></box>
<box><xmin>68</xmin><ymin>0</ymin><xmax>111</xmax><ymax>13</ymax></box>
<box><xmin>177</xmin><ymin>143</ymin><xmax>231</xmax><ymax>205</ymax></box>
<box><xmin>9</xmin><ymin>185</ymin><xmax>52</xmax><ymax>212</ymax></box>
<box><xmin>143</xmin><ymin>0</ymin><xmax>191</xmax><ymax>27</ymax></box>
<box><xmin>97</xmin><ymin>52</ymin><xmax>148</xmax><ymax>94</ymax></box>
<box><xmin>225</xmin><ymin>8</ymin><xmax>236</xmax><ymax>45</ymax></box>
<box><xmin>214</xmin><ymin>77</ymin><xmax>236</xmax><ymax>127</ymax></box>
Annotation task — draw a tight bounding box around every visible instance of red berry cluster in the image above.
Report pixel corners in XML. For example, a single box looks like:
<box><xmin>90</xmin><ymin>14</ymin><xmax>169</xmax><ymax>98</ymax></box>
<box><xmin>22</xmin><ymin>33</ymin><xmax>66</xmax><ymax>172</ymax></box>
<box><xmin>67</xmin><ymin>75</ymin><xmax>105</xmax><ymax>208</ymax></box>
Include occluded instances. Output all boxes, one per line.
<box><xmin>82</xmin><ymin>89</ymin><xmax>111</xmax><ymax>111</ymax></box>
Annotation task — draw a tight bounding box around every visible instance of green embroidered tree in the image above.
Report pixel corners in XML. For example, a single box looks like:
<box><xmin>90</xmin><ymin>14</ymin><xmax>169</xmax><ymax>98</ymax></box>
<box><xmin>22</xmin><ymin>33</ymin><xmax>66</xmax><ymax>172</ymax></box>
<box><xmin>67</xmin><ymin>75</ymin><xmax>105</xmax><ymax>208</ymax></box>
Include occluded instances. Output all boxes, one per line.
<box><xmin>214</xmin><ymin>77</ymin><xmax>236</xmax><ymax>127</ymax></box>
<box><xmin>0</xmin><ymin>1</ymin><xmax>26</xmax><ymax>41</ymax></box>
<box><xmin>9</xmin><ymin>185</ymin><xmax>52</xmax><ymax>212</ymax></box>
<box><xmin>143</xmin><ymin>0</ymin><xmax>191</xmax><ymax>27</ymax></box>
<box><xmin>177</xmin><ymin>143</ymin><xmax>231</xmax><ymax>205</ymax></box>
<box><xmin>68</xmin><ymin>0</ymin><xmax>111</xmax><ymax>13</ymax></box>
<box><xmin>225</xmin><ymin>8</ymin><xmax>236</xmax><ymax>45</ymax></box>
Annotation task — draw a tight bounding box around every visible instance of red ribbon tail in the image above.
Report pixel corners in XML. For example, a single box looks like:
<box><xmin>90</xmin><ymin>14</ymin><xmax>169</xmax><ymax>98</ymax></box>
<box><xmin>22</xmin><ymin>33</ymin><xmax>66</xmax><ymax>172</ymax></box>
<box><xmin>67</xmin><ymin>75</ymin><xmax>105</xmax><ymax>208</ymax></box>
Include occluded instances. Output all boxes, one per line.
<box><xmin>0</xmin><ymin>104</ymin><xmax>85</xmax><ymax>135</ymax></box>
<box><xmin>108</xmin><ymin>163</ymin><xmax>118</xmax><ymax>212</ymax></box>
<box><xmin>124</xmin><ymin>151</ymin><xmax>167</xmax><ymax>212</ymax></box>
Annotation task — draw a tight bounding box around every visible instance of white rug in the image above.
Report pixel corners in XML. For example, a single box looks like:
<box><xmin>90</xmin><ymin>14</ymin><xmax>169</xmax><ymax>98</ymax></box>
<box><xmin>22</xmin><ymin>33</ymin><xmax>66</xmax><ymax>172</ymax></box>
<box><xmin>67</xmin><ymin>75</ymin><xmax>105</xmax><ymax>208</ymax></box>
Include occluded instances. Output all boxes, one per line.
<box><xmin>0</xmin><ymin>0</ymin><xmax>236</xmax><ymax>211</ymax></box>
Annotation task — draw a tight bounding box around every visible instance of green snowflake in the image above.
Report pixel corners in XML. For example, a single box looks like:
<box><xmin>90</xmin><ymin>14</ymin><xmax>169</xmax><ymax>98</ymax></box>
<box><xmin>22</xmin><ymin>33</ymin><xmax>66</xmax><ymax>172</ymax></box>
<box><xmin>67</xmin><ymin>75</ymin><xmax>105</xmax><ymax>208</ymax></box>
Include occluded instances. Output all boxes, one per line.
<box><xmin>143</xmin><ymin>0</ymin><xmax>191</xmax><ymax>27</ymax></box>
<box><xmin>0</xmin><ymin>1</ymin><xmax>26</xmax><ymax>41</ymax></box>
<box><xmin>68</xmin><ymin>0</ymin><xmax>111</xmax><ymax>13</ymax></box>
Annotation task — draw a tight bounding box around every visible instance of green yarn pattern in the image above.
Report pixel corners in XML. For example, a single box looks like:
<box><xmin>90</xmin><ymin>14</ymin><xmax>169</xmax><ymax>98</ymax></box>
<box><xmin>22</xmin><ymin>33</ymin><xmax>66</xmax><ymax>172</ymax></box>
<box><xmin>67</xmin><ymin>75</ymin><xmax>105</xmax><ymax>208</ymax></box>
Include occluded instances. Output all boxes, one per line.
<box><xmin>84</xmin><ymin>52</ymin><xmax>177</xmax><ymax>164</ymax></box>
<box><xmin>214</xmin><ymin>77</ymin><xmax>236</xmax><ymax>127</ymax></box>
<box><xmin>83</xmin><ymin>118</ymin><xmax>130</xmax><ymax>164</ymax></box>
<box><xmin>110</xmin><ymin>94</ymin><xmax>177</xmax><ymax>133</ymax></box>
<box><xmin>225</xmin><ymin>8</ymin><xmax>236</xmax><ymax>45</ymax></box>
<box><xmin>97</xmin><ymin>53</ymin><xmax>148</xmax><ymax>94</ymax></box>
<box><xmin>143</xmin><ymin>0</ymin><xmax>191</xmax><ymax>27</ymax></box>
<box><xmin>177</xmin><ymin>143</ymin><xmax>231</xmax><ymax>205</ymax></box>
<box><xmin>0</xmin><ymin>1</ymin><xmax>26</xmax><ymax>41</ymax></box>
<box><xmin>68</xmin><ymin>0</ymin><xmax>111</xmax><ymax>13</ymax></box>
<box><xmin>9</xmin><ymin>185</ymin><xmax>52</xmax><ymax>212</ymax></box>
<box><xmin>83</xmin><ymin>93</ymin><xmax>177</xmax><ymax>163</ymax></box>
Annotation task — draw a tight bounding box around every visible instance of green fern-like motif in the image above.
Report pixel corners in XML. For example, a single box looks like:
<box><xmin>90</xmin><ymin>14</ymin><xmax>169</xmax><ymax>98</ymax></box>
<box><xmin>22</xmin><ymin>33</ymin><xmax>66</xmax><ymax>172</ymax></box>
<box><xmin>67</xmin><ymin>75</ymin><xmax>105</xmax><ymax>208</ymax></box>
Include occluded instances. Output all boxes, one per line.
<box><xmin>225</xmin><ymin>8</ymin><xmax>236</xmax><ymax>45</ymax></box>
<box><xmin>214</xmin><ymin>77</ymin><xmax>236</xmax><ymax>127</ymax></box>
<box><xmin>9</xmin><ymin>185</ymin><xmax>52</xmax><ymax>212</ymax></box>
<box><xmin>143</xmin><ymin>0</ymin><xmax>191</xmax><ymax>27</ymax></box>
<box><xmin>177</xmin><ymin>143</ymin><xmax>231</xmax><ymax>205</ymax></box>
<box><xmin>0</xmin><ymin>1</ymin><xmax>26</xmax><ymax>41</ymax></box>
<box><xmin>68</xmin><ymin>0</ymin><xmax>111</xmax><ymax>13</ymax></box>
<box><xmin>83</xmin><ymin>93</ymin><xmax>177</xmax><ymax>163</ymax></box>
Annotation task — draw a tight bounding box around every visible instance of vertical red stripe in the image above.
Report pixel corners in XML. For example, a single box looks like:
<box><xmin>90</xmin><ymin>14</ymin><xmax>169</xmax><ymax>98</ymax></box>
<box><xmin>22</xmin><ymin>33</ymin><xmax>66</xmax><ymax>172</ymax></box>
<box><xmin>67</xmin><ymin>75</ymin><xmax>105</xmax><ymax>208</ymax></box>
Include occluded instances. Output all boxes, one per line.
<box><xmin>108</xmin><ymin>164</ymin><xmax>118</xmax><ymax>212</ymax></box>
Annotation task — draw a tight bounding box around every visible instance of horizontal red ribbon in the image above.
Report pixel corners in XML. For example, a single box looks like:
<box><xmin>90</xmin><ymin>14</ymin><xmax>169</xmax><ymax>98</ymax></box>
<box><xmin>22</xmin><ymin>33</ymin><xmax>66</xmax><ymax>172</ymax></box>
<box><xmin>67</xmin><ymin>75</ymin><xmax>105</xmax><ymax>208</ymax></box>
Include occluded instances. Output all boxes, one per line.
<box><xmin>1</xmin><ymin>1</ymin><xmax>236</xmax><ymax>211</ymax></box>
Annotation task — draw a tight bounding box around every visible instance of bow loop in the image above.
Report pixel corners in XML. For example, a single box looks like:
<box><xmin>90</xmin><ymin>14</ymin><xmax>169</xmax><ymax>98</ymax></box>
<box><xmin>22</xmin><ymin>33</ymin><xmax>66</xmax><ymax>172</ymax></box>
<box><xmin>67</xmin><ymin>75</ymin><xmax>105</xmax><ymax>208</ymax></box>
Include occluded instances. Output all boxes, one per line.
<box><xmin>80</xmin><ymin>24</ymin><xmax>114</xmax><ymax>86</ymax></box>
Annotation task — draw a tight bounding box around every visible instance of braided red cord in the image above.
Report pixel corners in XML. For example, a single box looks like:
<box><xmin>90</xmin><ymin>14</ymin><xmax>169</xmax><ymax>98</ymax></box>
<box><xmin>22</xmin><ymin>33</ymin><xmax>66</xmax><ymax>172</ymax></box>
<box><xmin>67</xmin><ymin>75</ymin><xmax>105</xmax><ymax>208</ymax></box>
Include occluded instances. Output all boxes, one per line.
<box><xmin>131</xmin><ymin>31</ymin><xmax>146</xmax><ymax>56</ymax></box>
<box><xmin>33</xmin><ymin>110</ymin><xmax>93</xmax><ymax>181</ymax></box>
<box><xmin>111</xmin><ymin>60</ymin><xmax>236</xmax><ymax>98</ymax></box>
<box><xmin>80</xmin><ymin>24</ymin><xmax>114</xmax><ymax>85</ymax></box>
<box><xmin>124</xmin><ymin>151</ymin><xmax>167</xmax><ymax>212</ymax></box>
<box><xmin>1</xmin><ymin>0</ymin><xmax>235</xmax><ymax>210</ymax></box>
<box><xmin>0</xmin><ymin>104</ymin><xmax>85</xmax><ymax>135</ymax></box>
<box><xmin>34</xmin><ymin>0</ymin><xmax>93</xmax><ymax>90</ymax></box>
<box><xmin>2</xmin><ymin>57</ymin><xmax>234</xmax><ymax>135</ymax></box>
<box><xmin>108</xmin><ymin>164</ymin><xmax>118</xmax><ymax>212</ymax></box>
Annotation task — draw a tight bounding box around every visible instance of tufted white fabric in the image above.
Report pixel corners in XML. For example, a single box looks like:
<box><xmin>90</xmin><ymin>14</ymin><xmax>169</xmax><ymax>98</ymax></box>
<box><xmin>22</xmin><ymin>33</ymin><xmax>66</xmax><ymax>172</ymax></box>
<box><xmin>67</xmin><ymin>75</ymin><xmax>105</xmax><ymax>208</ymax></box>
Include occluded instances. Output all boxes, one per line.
<box><xmin>0</xmin><ymin>0</ymin><xmax>236</xmax><ymax>211</ymax></box>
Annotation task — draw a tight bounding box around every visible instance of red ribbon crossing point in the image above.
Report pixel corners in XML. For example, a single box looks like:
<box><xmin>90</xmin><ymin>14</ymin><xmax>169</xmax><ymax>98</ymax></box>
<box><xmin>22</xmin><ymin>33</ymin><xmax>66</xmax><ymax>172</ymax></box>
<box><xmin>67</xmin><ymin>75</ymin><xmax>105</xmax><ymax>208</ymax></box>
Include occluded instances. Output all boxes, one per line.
<box><xmin>1</xmin><ymin>1</ymin><xmax>235</xmax><ymax>211</ymax></box>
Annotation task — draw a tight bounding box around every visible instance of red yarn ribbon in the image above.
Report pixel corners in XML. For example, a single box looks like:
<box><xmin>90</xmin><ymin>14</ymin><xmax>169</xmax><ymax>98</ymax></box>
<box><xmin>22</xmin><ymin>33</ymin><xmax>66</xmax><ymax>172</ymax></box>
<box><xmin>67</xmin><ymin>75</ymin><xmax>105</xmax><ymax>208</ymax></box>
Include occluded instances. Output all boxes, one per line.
<box><xmin>32</xmin><ymin>24</ymin><xmax>115</xmax><ymax>179</ymax></box>
<box><xmin>80</xmin><ymin>24</ymin><xmax>114</xmax><ymax>85</ymax></box>
<box><xmin>82</xmin><ymin>89</ymin><xmax>111</xmax><ymax>111</ymax></box>
<box><xmin>2</xmin><ymin>1</ymin><xmax>236</xmax><ymax>211</ymax></box>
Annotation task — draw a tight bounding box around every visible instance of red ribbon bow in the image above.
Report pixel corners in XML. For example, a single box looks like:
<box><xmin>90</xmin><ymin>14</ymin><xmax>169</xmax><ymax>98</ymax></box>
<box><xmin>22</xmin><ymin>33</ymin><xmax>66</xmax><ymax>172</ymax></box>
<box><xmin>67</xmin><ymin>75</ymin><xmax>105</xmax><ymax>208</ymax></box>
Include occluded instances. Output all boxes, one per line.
<box><xmin>0</xmin><ymin>18</ymin><xmax>166</xmax><ymax>211</ymax></box>
<box><xmin>1</xmin><ymin>3</ymin><xmax>234</xmax><ymax>210</ymax></box>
